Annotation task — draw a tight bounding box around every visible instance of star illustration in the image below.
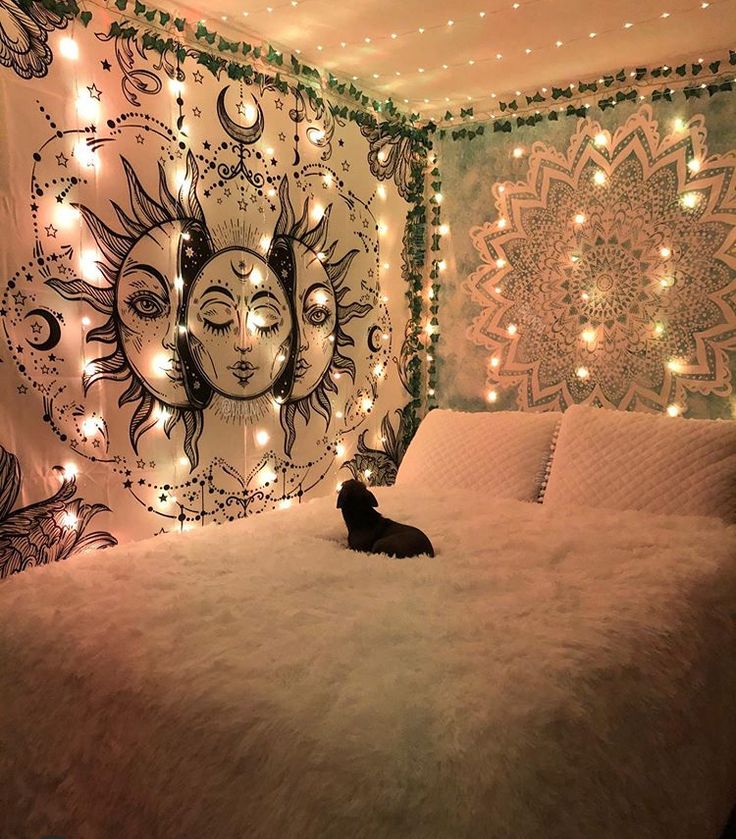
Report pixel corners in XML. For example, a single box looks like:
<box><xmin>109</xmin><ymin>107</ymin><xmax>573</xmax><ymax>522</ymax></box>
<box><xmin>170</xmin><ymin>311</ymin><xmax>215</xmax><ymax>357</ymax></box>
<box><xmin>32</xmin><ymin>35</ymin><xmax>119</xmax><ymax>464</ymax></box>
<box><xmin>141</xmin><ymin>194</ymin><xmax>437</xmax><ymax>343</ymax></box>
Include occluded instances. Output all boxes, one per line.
<box><xmin>275</xmin><ymin>98</ymin><xmax>284</xmax><ymax>110</ymax></box>
<box><xmin>123</xmin><ymin>479</ymin><xmax>133</xmax><ymax>489</ymax></box>
<box><xmin>44</xmin><ymin>224</ymin><xmax>57</xmax><ymax>238</ymax></box>
<box><xmin>224</xmin><ymin>187</ymin><xmax>231</xmax><ymax>197</ymax></box>
<box><xmin>149</xmin><ymin>461</ymin><xmax>156</xmax><ymax>469</ymax></box>
<box><xmin>12</xmin><ymin>290</ymin><xmax>27</xmax><ymax>306</ymax></box>
<box><xmin>278</xmin><ymin>132</ymin><xmax>286</xmax><ymax>142</ymax></box>
<box><xmin>236</xmin><ymin>100</ymin><xmax>247</xmax><ymax>116</ymax></box>
<box><xmin>238</xmin><ymin>199</ymin><xmax>248</xmax><ymax>211</ymax></box>
<box><xmin>30</xmin><ymin>321</ymin><xmax>42</xmax><ymax>334</ymax></box>
<box><xmin>271</xmin><ymin>157</ymin><xmax>277</xmax><ymax>166</ymax></box>
<box><xmin>338</xmin><ymin>138</ymin><xmax>345</xmax><ymax>147</ymax></box>
<box><xmin>192</xmin><ymin>107</ymin><xmax>202</xmax><ymax>118</ymax></box>
<box><xmin>17</xmin><ymin>385</ymin><xmax>27</xmax><ymax>395</ymax></box>
<box><xmin>185</xmin><ymin>246</ymin><xmax>194</xmax><ymax>257</ymax></box>
<box><xmin>193</xmin><ymin>70</ymin><xmax>204</xmax><ymax>84</ymax></box>
<box><xmin>93</xmin><ymin>439</ymin><xmax>100</xmax><ymax>448</ymax></box>
<box><xmin>138</xmin><ymin>478</ymin><xmax>146</xmax><ymax>486</ymax></box>
<box><xmin>362</xmin><ymin>218</ymin><xmax>369</xmax><ymax>229</ymax></box>
<box><xmin>136</xmin><ymin>134</ymin><xmax>144</xmax><ymax>144</ymax></box>
<box><xmin>87</xmin><ymin>83</ymin><xmax>102</xmax><ymax>100</ymax></box>
<box><xmin>30</xmin><ymin>203</ymin><xmax>38</xmax><ymax>212</ymax></box>
<box><xmin>203</xmin><ymin>140</ymin><xmax>211</xmax><ymax>150</ymax></box>
<box><xmin>40</xmin><ymin>364</ymin><xmax>50</xmax><ymax>374</ymax></box>
<box><xmin>56</xmin><ymin>153</ymin><xmax>68</xmax><ymax>167</ymax></box>
<box><xmin>101</xmin><ymin>59</ymin><xmax>112</xmax><ymax>71</ymax></box>
<box><xmin>342</xmin><ymin>160</ymin><xmax>350</xmax><ymax>172</ymax></box>
<box><xmin>137</xmin><ymin>459</ymin><xmax>146</xmax><ymax>469</ymax></box>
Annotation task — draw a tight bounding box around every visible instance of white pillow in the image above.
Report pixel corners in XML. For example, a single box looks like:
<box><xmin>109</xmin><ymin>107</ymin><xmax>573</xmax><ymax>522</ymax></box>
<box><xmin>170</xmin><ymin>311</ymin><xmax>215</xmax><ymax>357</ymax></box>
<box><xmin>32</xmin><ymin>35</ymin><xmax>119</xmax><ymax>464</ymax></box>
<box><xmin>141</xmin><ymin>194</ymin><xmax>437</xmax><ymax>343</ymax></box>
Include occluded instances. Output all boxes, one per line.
<box><xmin>543</xmin><ymin>405</ymin><xmax>736</xmax><ymax>522</ymax></box>
<box><xmin>396</xmin><ymin>409</ymin><xmax>561</xmax><ymax>502</ymax></box>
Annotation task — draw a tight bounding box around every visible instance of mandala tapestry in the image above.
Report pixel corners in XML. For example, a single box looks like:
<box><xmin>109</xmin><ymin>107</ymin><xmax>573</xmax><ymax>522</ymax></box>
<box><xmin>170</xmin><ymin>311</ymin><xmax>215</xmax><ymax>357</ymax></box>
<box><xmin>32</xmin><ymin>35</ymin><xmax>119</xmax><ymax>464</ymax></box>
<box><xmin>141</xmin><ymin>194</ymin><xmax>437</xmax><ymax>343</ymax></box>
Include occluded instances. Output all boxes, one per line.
<box><xmin>440</xmin><ymin>103</ymin><xmax>736</xmax><ymax>416</ymax></box>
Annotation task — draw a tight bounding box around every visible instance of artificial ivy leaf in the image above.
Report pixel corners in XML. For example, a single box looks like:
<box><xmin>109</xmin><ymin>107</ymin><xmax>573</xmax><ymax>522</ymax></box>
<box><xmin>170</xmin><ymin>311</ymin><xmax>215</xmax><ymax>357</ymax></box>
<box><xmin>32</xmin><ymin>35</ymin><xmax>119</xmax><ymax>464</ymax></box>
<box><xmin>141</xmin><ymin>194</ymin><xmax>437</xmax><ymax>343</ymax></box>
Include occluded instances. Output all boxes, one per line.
<box><xmin>114</xmin><ymin>0</ymin><xmax>127</xmax><ymax>8</ymax></box>
<box><xmin>676</xmin><ymin>64</ymin><xmax>686</xmax><ymax>76</ymax></box>
<box><xmin>635</xmin><ymin>68</ymin><xmax>647</xmax><ymax>80</ymax></box>
<box><xmin>709</xmin><ymin>61</ymin><xmax>720</xmax><ymax>73</ymax></box>
<box><xmin>174</xmin><ymin>17</ymin><xmax>185</xmax><ymax>31</ymax></box>
<box><xmin>134</xmin><ymin>0</ymin><xmax>144</xmax><ymax>15</ymax></box>
<box><xmin>79</xmin><ymin>9</ymin><xmax>92</xmax><ymax>25</ymax></box>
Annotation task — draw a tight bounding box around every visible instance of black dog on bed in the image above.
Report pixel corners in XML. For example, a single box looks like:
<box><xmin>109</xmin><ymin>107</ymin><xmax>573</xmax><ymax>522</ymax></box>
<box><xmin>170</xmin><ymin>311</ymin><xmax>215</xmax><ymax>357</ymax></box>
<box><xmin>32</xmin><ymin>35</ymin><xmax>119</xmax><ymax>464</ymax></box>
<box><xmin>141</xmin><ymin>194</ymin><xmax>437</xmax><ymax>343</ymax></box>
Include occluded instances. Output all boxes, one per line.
<box><xmin>336</xmin><ymin>479</ymin><xmax>435</xmax><ymax>558</ymax></box>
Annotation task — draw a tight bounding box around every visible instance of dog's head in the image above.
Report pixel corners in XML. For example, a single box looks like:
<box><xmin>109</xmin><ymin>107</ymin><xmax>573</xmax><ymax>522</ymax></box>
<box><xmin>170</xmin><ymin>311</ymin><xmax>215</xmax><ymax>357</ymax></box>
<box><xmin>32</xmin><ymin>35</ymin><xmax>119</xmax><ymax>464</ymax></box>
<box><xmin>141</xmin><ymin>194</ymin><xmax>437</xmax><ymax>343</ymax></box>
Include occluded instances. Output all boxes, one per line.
<box><xmin>336</xmin><ymin>479</ymin><xmax>378</xmax><ymax>510</ymax></box>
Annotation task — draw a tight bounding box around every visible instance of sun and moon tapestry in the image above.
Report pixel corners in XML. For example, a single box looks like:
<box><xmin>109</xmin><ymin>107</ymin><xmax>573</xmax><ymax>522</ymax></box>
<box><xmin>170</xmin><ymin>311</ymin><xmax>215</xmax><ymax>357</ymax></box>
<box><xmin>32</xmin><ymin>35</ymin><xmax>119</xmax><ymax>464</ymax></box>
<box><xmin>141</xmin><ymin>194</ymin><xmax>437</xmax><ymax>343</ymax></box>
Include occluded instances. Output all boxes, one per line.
<box><xmin>0</xmin><ymin>1</ymin><xmax>420</xmax><ymax>577</ymax></box>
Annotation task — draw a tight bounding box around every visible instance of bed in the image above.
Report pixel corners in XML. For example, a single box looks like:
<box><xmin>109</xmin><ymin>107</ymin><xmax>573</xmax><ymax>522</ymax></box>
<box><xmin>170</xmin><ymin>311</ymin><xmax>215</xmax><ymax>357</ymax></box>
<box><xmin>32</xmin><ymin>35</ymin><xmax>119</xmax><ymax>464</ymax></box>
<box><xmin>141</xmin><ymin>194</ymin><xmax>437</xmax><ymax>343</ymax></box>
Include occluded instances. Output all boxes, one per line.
<box><xmin>2</xmin><ymin>405</ymin><xmax>736</xmax><ymax>838</ymax></box>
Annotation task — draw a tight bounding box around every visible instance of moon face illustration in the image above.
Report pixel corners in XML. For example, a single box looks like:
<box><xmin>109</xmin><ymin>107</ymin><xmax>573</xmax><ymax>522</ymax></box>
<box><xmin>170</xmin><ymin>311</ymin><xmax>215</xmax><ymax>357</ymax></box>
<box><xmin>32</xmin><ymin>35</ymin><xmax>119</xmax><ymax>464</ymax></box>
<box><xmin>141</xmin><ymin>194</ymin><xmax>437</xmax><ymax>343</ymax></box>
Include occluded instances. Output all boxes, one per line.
<box><xmin>24</xmin><ymin>308</ymin><xmax>61</xmax><ymax>351</ymax></box>
<box><xmin>367</xmin><ymin>325</ymin><xmax>383</xmax><ymax>353</ymax></box>
<box><xmin>216</xmin><ymin>86</ymin><xmax>264</xmax><ymax>145</ymax></box>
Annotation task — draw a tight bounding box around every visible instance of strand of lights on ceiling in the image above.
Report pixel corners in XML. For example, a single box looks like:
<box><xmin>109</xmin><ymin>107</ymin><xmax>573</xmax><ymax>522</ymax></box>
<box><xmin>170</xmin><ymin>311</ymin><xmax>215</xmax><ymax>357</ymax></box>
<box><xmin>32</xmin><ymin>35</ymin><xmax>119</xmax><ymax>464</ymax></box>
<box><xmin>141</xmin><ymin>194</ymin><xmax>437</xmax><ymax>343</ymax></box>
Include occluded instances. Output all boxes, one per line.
<box><xmin>311</xmin><ymin>0</ymin><xmax>548</xmax><ymax>52</ymax></box>
<box><xmin>434</xmin><ymin>60</ymin><xmax>734</xmax><ymax>128</ymax></box>
<box><xmin>388</xmin><ymin>0</ymin><xmax>725</xmax><ymax>114</ymax></box>
<box><xmin>301</xmin><ymin>0</ymin><xmax>721</xmax><ymax>115</ymax></box>
<box><xmin>218</xmin><ymin>0</ymin><xmax>319</xmax><ymax>22</ymax></box>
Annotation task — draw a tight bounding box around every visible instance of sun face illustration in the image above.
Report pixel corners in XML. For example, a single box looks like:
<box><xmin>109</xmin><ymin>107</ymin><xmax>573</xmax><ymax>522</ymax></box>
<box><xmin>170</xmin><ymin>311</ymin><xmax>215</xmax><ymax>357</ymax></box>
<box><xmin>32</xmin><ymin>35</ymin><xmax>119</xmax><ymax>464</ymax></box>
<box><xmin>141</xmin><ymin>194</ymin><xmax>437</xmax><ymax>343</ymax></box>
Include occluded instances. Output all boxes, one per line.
<box><xmin>48</xmin><ymin>151</ymin><xmax>212</xmax><ymax>469</ymax></box>
<box><xmin>272</xmin><ymin>177</ymin><xmax>371</xmax><ymax>456</ymax></box>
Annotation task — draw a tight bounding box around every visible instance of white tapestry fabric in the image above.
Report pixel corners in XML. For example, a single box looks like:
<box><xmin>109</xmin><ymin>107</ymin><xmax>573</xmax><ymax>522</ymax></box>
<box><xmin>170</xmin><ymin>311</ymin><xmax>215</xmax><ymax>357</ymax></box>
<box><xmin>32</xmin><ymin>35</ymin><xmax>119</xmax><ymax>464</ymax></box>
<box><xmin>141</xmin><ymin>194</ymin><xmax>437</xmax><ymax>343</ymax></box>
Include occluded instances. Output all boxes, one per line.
<box><xmin>396</xmin><ymin>408</ymin><xmax>560</xmax><ymax>501</ymax></box>
<box><xmin>544</xmin><ymin>404</ymin><xmax>736</xmax><ymax>520</ymax></box>
<box><xmin>0</xmin><ymin>7</ymin><xmax>417</xmax><ymax>568</ymax></box>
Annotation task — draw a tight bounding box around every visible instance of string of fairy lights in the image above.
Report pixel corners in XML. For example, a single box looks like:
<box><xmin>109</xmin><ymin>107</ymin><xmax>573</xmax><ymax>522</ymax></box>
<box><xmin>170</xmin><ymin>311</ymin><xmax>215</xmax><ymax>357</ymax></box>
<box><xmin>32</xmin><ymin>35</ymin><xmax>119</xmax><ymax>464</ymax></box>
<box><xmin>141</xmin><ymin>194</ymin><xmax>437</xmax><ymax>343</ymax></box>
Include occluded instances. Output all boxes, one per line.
<box><xmin>45</xmin><ymin>14</ymin><xmax>408</xmax><ymax>515</ymax></box>
<box><xmin>196</xmin><ymin>0</ymin><xmax>731</xmax><ymax>119</ymax></box>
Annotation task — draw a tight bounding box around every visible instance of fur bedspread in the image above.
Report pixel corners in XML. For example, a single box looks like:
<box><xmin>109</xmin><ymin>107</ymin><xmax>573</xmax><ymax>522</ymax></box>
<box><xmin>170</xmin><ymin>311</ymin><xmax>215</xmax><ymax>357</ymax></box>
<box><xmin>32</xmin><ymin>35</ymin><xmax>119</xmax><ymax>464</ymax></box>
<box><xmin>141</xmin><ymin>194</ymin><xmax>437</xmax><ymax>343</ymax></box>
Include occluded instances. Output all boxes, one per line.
<box><xmin>1</xmin><ymin>487</ymin><xmax>736</xmax><ymax>839</ymax></box>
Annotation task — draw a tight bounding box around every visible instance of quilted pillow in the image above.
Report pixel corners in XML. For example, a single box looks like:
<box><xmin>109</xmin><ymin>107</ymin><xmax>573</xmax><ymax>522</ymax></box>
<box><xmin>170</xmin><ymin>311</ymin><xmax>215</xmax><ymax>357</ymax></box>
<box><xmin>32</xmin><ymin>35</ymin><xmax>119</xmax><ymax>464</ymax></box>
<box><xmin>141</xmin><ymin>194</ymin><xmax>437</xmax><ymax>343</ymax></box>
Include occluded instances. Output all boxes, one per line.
<box><xmin>395</xmin><ymin>409</ymin><xmax>561</xmax><ymax>502</ymax></box>
<box><xmin>543</xmin><ymin>405</ymin><xmax>736</xmax><ymax>522</ymax></box>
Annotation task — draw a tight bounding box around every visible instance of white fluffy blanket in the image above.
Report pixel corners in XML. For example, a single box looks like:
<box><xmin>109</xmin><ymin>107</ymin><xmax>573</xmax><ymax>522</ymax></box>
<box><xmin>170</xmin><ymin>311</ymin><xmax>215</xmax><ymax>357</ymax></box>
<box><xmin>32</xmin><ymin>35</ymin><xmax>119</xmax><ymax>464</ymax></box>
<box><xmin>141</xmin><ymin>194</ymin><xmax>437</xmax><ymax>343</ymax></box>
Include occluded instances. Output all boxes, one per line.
<box><xmin>1</xmin><ymin>487</ymin><xmax>736</xmax><ymax>839</ymax></box>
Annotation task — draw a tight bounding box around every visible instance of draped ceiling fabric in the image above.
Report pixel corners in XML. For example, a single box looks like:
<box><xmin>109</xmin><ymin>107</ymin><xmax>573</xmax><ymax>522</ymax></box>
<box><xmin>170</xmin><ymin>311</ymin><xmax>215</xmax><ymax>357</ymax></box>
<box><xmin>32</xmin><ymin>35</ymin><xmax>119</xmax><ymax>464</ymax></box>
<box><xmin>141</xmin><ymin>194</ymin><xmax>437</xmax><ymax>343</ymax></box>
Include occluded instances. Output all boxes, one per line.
<box><xmin>436</xmin><ymin>95</ymin><xmax>736</xmax><ymax>419</ymax></box>
<box><xmin>0</xmin><ymin>3</ymin><xmax>415</xmax><ymax>574</ymax></box>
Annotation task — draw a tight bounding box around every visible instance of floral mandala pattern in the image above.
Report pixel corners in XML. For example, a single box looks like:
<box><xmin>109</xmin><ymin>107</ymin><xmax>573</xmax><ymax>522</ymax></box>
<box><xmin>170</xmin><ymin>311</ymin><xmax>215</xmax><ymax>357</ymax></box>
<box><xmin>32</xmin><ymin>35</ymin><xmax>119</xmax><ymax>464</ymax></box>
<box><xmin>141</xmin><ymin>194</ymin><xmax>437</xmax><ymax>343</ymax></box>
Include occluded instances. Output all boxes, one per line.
<box><xmin>466</xmin><ymin>106</ymin><xmax>736</xmax><ymax>412</ymax></box>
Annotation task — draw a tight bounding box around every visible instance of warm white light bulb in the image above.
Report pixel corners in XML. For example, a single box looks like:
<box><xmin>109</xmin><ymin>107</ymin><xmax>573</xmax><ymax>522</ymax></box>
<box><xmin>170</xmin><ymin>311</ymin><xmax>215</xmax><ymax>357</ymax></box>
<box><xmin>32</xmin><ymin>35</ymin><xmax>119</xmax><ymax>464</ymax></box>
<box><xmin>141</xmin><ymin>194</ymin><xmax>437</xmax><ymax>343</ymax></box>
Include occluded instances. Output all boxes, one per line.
<box><xmin>666</xmin><ymin>404</ymin><xmax>680</xmax><ymax>417</ymax></box>
<box><xmin>310</xmin><ymin>203</ymin><xmax>325</xmax><ymax>222</ymax></box>
<box><xmin>279</xmin><ymin>498</ymin><xmax>292</xmax><ymax>509</ymax></box>
<box><xmin>62</xmin><ymin>461</ymin><xmax>79</xmax><ymax>480</ymax></box>
<box><xmin>251</xmin><ymin>267</ymin><xmax>263</xmax><ymax>286</ymax></box>
<box><xmin>507</xmin><ymin>323</ymin><xmax>518</xmax><ymax>335</ymax></box>
<box><xmin>574</xmin><ymin>213</ymin><xmax>586</xmax><ymax>225</ymax></box>
<box><xmin>80</xmin><ymin>250</ymin><xmax>101</xmax><ymax>281</ymax></box>
<box><xmin>593</xmin><ymin>170</ymin><xmax>606</xmax><ymax>186</ymax></box>
<box><xmin>659</xmin><ymin>246</ymin><xmax>671</xmax><ymax>259</ymax></box>
<box><xmin>512</xmin><ymin>147</ymin><xmax>524</xmax><ymax>159</ymax></box>
<box><xmin>594</xmin><ymin>132</ymin><xmax>607</xmax><ymax>146</ymax></box>
<box><xmin>681</xmin><ymin>192</ymin><xmax>699</xmax><ymax>209</ymax></box>
<box><xmin>376</xmin><ymin>184</ymin><xmax>386</xmax><ymax>199</ymax></box>
<box><xmin>688</xmin><ymin>158</ymin><xmax>701</xmax><ymax>173</ymax></box>
<box><xmin>168</xmin><ymin>78</ymin><xmax>184</xmax><ymax>95</ymax></box>
<box><xmin>260</xmin><ymin>467</ymin><xmax>277</xmax><ymax>485</ymax></box>
<box><xmin>486</xmin><ymin>390</ymin><xmax>498</xmax><ymax>403</ymax></box>
<box><xmin>576</xmin><ymin>366</ymin><xmax>590</xmax><ymax>380</ymax></box>
<box><xmin>581</xmin><ymin>328</ymin><xmax>596</xmax><ymax>343</ymax></box>
<box><xmin>259</xmin><ymin>235</ymin><xmax>271</xmax><ymax>252</ymax></box>
<box><xmin>59</xmin><ymin>37</ymin><xmax>79</xmax><ymax>60</ymax></box>
<box><xmin>255</xmin><ymin>430</ymin><xmax>270</xmax><ymax>446</ymax></box>
<box><xmin>336</xmin><ymin>443</ymin><xmax>346</xmax><ymax>457</ymax></box>
<box><xmin>361</xmin><ymin>397</ymin><xmax>373</xmax><ymax>412</ymax></box>
<box><xmin>439</xmin><ymin>223</ymin><xmax>449</xmax><ymax>235</ymax></box>
<box><xmin>60</xmin><ymin>510</ymin><xmax>79</xmax><ymax>529</ymax></box>
<box><xmin>495</xmin><ymin>258</ymin><xmax>506</xmax><ymax>269</ymax></box>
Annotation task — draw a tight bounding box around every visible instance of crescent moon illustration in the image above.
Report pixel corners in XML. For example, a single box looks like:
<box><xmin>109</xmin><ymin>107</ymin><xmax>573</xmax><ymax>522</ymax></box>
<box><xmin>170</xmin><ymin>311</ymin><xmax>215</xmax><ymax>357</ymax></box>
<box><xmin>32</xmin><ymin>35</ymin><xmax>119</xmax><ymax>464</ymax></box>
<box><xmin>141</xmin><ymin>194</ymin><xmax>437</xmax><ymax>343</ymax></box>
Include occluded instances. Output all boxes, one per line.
<box><xmin>367</xmin><ymin>325</ymin><xmax>383</xmax><ymax>353</ymax></box>
<box><xmin>217</xmin><ymin>86</ymin><xmax>264</xmax><ymax>145</ymax></box>
<box><xmin>24</xmin><ymin>308</ymin><xmax>61</xmax><ymax>352</ymax></box>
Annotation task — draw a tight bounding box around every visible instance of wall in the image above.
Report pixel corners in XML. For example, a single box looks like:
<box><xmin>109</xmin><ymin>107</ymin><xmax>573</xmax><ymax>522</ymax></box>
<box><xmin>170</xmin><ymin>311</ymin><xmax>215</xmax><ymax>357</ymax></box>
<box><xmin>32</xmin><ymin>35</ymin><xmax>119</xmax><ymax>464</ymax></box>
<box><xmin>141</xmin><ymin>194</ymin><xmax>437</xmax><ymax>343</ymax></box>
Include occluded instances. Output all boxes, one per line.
<box><xmin>0</xmin><ymin>5</ymin><xmax>420</xmax><ymax>576</ymax></box>
<box><xmin>435</xmin><ymin>89</ymin><xmax>736</xmax><ymax>419</ymax></box>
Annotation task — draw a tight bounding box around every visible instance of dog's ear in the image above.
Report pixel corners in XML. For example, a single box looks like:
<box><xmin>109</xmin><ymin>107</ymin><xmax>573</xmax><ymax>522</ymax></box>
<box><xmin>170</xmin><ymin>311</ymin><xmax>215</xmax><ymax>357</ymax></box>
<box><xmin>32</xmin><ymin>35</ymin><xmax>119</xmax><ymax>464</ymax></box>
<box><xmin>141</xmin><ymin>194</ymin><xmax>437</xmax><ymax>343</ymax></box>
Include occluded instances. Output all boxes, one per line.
<box><xmin>366</xmin><ymin>489</ymin><xmax>379</xmax><ymax>508</ymax></box>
